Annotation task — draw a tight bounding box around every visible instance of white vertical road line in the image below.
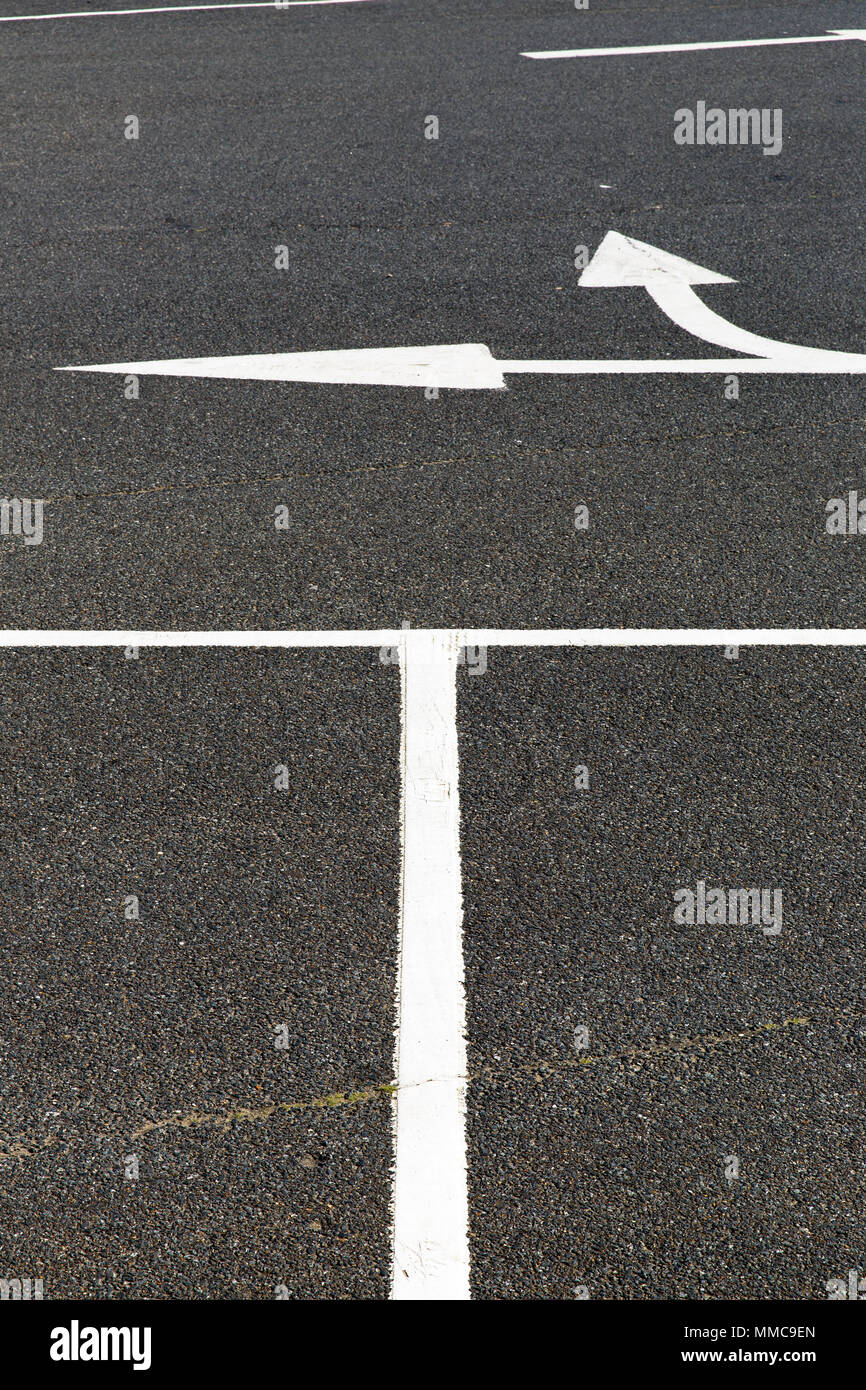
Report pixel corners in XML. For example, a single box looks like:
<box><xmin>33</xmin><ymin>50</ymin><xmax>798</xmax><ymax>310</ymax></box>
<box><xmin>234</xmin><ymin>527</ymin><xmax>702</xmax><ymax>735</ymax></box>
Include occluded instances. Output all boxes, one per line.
<box><xmin>391</xmin><ymin>628</ymin><xmax>470</xmax><ymax>1301</ymax></box>
<box><xmin>4</xmin><ymin>625</ymin><xmax>866</xmax><ymax>1299</ymax></box>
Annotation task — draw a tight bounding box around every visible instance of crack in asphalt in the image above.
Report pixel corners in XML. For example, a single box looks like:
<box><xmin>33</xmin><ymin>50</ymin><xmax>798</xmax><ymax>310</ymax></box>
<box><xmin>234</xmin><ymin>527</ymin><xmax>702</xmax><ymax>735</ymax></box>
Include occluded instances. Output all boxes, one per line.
<box><xmin>2</xmin><ymin>1007</ymin><xmax>852</xmax><ymax>1168</ymax></box>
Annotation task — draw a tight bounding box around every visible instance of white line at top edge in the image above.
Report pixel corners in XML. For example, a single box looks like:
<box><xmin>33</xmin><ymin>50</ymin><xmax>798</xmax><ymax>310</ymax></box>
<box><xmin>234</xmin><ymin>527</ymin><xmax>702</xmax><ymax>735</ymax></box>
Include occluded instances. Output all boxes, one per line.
<box><xmin>0</xmin><ymin>0</ymin><xmax>376</xmax><ymax>24</ymax></box>
<box><xmin>2</xmin><ymin>629</ymin><xmax>866</xmax><ymax>648</ymax></box>
<box><xmin>521</xmin><ymin>31</ymin><xmax>865</xmax><ymax>59</ymax></box>
<box><xmin>391</xmin><ymin>629</ymin><xmax>469</xmax><ymax>1300</ymax></box>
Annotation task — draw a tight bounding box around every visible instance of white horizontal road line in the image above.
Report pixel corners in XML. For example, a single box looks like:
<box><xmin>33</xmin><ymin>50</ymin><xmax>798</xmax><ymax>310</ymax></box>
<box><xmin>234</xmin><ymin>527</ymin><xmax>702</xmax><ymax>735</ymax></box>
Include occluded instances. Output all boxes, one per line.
<box><xmin>499</xmin><ymin>358</ymin><xmax>866</xmax><ymax>375</ymax></box>
<box><xmin>2</xmin><ymin>629</ymin><xmax>866</xmax><ymax>648</ymax></box>
<box><xmin>392</xmin><ymin>629</ymin><xmax>468</xmax><ymax>1300</ymax></box>
<box><xmin>462</xmin><ymin>630</ymin><xmax>866</xmax><ymax>647</ymax></box>
<box><xmin>0</xmin><ymin>629</ymin><xmax>402</xmax><ymax>646</ymax></box>
<box><xmin>0</xmin><ymin>0</ymin><xmax>375</xmax><ymax>23</ymax></box>
<box><xmin>522</xmin><ymin>31</ymin><xmax>866</xmax><ymax>59</ymax></box>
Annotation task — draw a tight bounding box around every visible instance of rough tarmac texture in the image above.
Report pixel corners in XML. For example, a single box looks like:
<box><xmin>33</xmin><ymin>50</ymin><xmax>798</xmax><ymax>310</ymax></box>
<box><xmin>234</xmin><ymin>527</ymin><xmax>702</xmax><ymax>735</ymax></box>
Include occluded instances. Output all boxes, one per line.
<box><xmin>1</xmin><ymin>0</ymin><xmax>865</xmax><ymax>625</ymax></box>
<box><xmin>460</xmin><ymin>647</ymin><xmax>866</xmax><ymax>1298</ymax></box>
<box><xmin>2</xmin><ymin>0</ymin><xmax>865</xmax><ymax>1300</ymax></box>
<box><xmin>0</xmin><ymin>649</ymin><xmax>399</xmax><ymax>1297</ymax></box>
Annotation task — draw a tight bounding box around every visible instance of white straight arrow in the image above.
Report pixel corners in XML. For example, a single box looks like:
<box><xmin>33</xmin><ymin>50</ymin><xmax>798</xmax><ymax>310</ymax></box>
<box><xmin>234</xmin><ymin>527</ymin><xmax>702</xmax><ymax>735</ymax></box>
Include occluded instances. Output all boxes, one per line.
<box><xmin>522</xmin><ymin>30</ymin><xmax>866</xmax><ymax>60</ymax></box>
<box><xmin>56</xmin><ymin>231</ymin><xmax>866</xmax><ymax>388</ymax></box>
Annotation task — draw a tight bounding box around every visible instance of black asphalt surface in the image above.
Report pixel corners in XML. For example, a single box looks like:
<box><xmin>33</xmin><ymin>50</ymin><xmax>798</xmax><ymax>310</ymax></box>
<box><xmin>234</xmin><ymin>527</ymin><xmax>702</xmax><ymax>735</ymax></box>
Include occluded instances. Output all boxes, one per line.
<box><xmin>2</xmin><ymin>0</ymin><xmax>866</xmax><ymax>625</ymax></box>
<box><xmin>461</xmin><ymin>647</ymin><xmax>866</xmax><ymax>1299</ymax></box>
<box><xmin>1</xmin><ymin>0</ymin><xmax>865</xmax><ymax>1303</ymax></box>
<box><xmin>0</xmin><ymin>650</ymin><xmax>400</xmax><ymax>1297</ymax></box>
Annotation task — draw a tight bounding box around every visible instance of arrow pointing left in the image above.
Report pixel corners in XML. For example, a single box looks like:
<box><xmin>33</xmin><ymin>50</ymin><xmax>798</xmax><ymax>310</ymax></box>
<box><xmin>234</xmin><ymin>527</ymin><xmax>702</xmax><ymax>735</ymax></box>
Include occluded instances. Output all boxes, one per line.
<box><xmin>57</xmin><ymin>343</ymin><xmax>508</xmax><ymax>389</ymax></box>
<box><xmin>56</xmin><ymin>231</ymin><xmax>866</xmax><ymax>389</ymax></box>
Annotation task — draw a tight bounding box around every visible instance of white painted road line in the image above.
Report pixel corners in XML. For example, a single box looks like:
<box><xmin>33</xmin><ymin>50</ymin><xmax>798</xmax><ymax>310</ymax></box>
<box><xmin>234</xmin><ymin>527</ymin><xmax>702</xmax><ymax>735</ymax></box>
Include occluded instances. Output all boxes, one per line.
<box><xmin>498</xmin><ymin>358</ymin><xmax>866</xmax><ymax>374</ymax></box>
<box><xmin>522</xmin><ymin>30</ymin><xmax>866</xmax><ymax>60</ymax></box>
<box><xmin>5</xmin><ymin>624</ymin><xmax>866</xmax><ymax>1300</ymax></box>
<box><xmin>458</xmin><ymin>630</ymin><xmax>866</xmax><ymax>648</ymax></box>
<box><xmin>5</xmin><ymin>629</ymin><xmax>866</xmax><ymax>648</ymax></box>
<box><xmin>391</xmin><ymin>628</ymin><xmax>469</xmax><ymax>1300</ymax></box>
<box><xmin>0</xmin><ymin>0</ymin><xmax>376</xmax><ymax>23</ymax></box>
<box><xmin>58</xmin><ymin>231</ymin><xmax>866</xmax><ymax>386</ymax></box>
<box><xmin>0</xmin><ymin>629</ymin><xmax>406</xmax><ymax>647</ymax></box>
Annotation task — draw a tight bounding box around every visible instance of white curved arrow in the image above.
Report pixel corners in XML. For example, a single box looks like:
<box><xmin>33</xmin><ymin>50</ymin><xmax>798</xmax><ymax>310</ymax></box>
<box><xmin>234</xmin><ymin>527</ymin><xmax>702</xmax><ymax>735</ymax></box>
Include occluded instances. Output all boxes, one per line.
<box><xmin>569</xmin><ymin>230</ymin><xmax>866</xmax><ymax>371</ymax></box>
<box><xmin>56</xmin><ymin>231</ymin><xmax>866</xmax><ymax>388</ymax></box>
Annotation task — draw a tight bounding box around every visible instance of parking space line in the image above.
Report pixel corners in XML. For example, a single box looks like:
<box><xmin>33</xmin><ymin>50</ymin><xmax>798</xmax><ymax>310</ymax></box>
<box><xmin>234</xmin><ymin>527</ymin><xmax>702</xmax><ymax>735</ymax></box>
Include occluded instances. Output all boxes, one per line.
<box><xmin>3</xmin><ymin>625</ymin><xmax>865</xmax><ymax>1299</ymax></box>
<box><xmin>3</xmin><ymin>628</ymin><xmax>866</xmax><ymax>648</ymax></box>
<box><xmin>0</xmin><ymin>0</ymin><xmax>377</xmax><ymax>24</ymax></box>
<box><xmin>391</xmin><ymin>628</ymin><xmax>468</xmax><ymax>1300</ymax></box>
<box><xmin>522</xmin><ymin>31</ymin><xmax>866</xmax><ymax>60</ymax></box>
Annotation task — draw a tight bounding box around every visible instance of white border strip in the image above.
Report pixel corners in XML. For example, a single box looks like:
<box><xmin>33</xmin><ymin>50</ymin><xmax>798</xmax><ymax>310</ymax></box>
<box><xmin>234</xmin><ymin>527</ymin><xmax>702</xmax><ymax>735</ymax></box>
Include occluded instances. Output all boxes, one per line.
<box><xmin>2</xmin><ymin>628</ymin><xmax>866</xmax><ymax>647</ymax></box>
<box><xmin>391</xmin><ymin>629</ymin><xmax>468</xmax><ymax>1300</ymax></box>
<box><xmin>521</xmin><ymin>33</ymin><xmax>858</xmax><ymax>60</ymax></box>
<box><xmin>0</xmin><ymin>0</ymin><xmax>376</xmax><ymax>23</ymax></box>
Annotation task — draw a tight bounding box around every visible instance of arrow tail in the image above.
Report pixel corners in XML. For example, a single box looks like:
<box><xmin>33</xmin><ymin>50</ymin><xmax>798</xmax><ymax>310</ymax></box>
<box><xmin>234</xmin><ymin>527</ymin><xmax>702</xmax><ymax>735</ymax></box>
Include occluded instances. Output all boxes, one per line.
<box><xmin>498</xmin><ymin>358</ymin><xmax>866</xmax><ymax>375</ymax></box>
<box><xmin>647</xmin><ymin>281</ymin><xmax>866</xmax><ymax>367</ymax></box>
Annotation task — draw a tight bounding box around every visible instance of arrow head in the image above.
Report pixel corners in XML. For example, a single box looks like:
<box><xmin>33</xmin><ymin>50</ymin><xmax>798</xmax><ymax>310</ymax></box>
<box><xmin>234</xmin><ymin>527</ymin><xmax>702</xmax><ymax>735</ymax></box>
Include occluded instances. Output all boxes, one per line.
<box><xmin>56</xmin><ymin>343</ymin><xmax>506</xmax><ymax>390</ymax></box>
<box><xmin>579</xmin><ymin>231</ymin><xmax>736</xmax><ymax>288</ymax></box>
<box><xmin>828</xmin><ymin>30</ymin><xmax>866</xmax><ymax>40</ymax></box>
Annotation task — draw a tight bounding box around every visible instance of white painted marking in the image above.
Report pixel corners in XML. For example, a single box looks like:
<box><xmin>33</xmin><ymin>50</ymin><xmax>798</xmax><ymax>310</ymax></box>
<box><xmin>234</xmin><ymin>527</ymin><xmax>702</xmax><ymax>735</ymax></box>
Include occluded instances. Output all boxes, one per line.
<box><xmin>462</xmin><ymin>630</ymin><xmax>866</xmax><ymax>648</ymax></box>
<box><xmin>579</xmin><ymin>230</ymin><xmax>734</xmax><ymax>289</ymax></box>
<box><xmin>645</xmin><ymin>283</ymin><xmax>854</xmax><ymax>366</ymax></box>
<box><xmin>391</xmin><ymin>628</ymin><xmax>468</xmax><ymax>1300</ymax></box>
<box><xmin>0</xmin><ymin>0</ymin><xmax>375</xmax><ymax>22</ymax></box>
<box><xmin>62</xmin><ymin>353</ymin><xmax>866</xmax><ymax>380</ymax></box>
<box><xmin>57</xmin><ymin>344</ymin><xmax>506</xmax><ymax>390</ymax></box>
<box><xmin>3</xmin><ymin>628</ymin><xmax>866</xmax><ymax>647</ymax></box>
<box><xmin>0</xmin><ymin>629</ymin><xmax>404</xmax><ymax>647</ymax></box>
<box><xmin>497</xmin><ymin>357</ymin><xmax>866</xmax><ymax>375</ymax></box>
<box><xmin>522</xmin><ymin>31</ymin><xmax>866</xmax><ymax>60</ymax></box>
<box><xmin>57</xmin><ymin>230</ymin><xmax>866</xmax><ymax>387</ymax></box>
<box><xmin>7</xmin><ymin>621</ymin><xmax>862</xmax><ymax>1301</ymax></box>
<box><xmin>577</xmin><ymin>231</ymin><xmax>866</xmax><ymax>370</ymax></box>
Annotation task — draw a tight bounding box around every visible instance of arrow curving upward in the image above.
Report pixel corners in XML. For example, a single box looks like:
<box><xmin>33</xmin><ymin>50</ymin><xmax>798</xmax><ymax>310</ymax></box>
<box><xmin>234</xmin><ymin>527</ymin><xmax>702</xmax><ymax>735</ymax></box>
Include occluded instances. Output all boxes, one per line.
<box><xmin>575</xmin><ymin>231</ymin><xmax>864</xmax><ymax>369</ymax></box>
<box><xmin>56</xmin><ymin>231</ymin><xmax>866</xmax><ymax>388</ymax></box>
